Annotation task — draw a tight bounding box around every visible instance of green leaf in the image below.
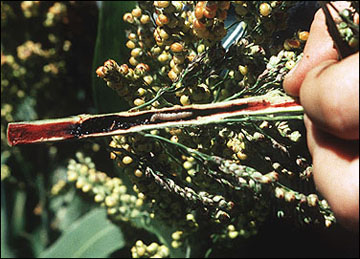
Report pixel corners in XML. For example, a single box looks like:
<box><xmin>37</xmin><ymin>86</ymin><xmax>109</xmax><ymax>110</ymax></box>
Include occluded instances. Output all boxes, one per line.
<box><xmin>49</xmin><ymin>188</ymin><xmax>95</xmax><ymax>232</ymax></box>
<box><xmin>91</xmin><ymin>1</ymin><xmax>136</xmax><ymax>113</ymax></box>
<box><xmin>1</xmin><ymin>189</ymin><xmax>14</xmax><ymax>258</ymax></box>
<box><xmin>11</xmin><ymin>189</ymin><xmax>27</xmax><ymax>237</ymax></box>
<box><xmin>38</xmin><ymin>208</ymin><xmax>124</xmax><ymax>258</ymax></box>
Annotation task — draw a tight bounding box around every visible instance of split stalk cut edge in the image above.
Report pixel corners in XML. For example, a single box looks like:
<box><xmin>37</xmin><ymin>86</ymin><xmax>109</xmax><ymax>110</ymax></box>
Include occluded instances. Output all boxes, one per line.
<box><xmin>7</xmin><ymin>93</ymin><xmax>303</xmax><ymax>146</ymax></box>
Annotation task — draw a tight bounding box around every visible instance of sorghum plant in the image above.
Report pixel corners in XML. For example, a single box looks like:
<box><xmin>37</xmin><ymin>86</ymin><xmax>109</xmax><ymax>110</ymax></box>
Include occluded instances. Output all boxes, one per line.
<box><xmin>93</xmin><ymin>1</ymin><xmax>358</xmax><ymax>256</ymax></box>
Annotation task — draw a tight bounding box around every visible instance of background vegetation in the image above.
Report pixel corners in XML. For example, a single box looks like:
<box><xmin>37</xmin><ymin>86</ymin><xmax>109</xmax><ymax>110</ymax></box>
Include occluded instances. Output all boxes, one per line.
<box><xmin>1</xmin><ymin>1</ymin><xmax>358</xmax><ymax>258</ymax></box>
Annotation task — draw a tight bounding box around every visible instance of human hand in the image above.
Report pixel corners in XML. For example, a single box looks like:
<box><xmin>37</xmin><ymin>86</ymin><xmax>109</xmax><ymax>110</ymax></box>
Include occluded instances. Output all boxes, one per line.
<box><xmin>283</xmin><ymin>2</ymin><xmax>359</xmax><ymax>231</ymax></box>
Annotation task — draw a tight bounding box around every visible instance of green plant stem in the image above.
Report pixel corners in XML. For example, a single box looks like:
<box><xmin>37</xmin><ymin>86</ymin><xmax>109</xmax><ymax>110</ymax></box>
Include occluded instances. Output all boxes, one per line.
<box><xmin>143</xmin><ymin>133</ymin><xmax>212</xmax><ymax>162</ymax></box>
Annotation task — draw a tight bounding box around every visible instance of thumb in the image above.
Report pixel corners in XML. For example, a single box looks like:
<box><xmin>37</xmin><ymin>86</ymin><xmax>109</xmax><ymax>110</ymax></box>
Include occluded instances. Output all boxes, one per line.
<box><xmin>300</xmin><ymin>52</ymin><xmax>359</xmax><ymax>140</ymax></box>
<box><xmin>283</xmin><ymin>6</ymin><xmax>339</xmax><ymax>96</ymax></box>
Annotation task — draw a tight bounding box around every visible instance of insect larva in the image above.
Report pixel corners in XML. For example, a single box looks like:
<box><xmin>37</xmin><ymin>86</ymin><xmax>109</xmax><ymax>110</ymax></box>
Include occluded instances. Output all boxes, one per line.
<box><xmin>109</xmin><ymin>120</ymin><xmax>116</xmax><ymax>131</ymax></box>
<box><xmin>150</xmin><ymin>111</ymin><xmax>193</xmax><ymax>122</ymax></box>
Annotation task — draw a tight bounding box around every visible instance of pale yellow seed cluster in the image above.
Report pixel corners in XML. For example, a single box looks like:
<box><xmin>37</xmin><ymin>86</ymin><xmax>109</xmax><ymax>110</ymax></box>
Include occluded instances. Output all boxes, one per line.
<box><xmin>225</xmin><ymin>131</ymin><xmax>248</xmax><ymax>161</ymax></box>
<box><xmin>43</xmin><ymin>2</ymin><xmax>67</xmax><ymax>27</ymax></box>
<box><xmin>221</xmin><ymin>218</ymin><xmax>259</xmax><ymax>240</ymax></box>
<box><xmin>131</xmin><ymin>240</ymin><xmax>169</xmax><ymax>258</ymax></box>
<box><xmin>171</xmin><ymin>230</ymin><xmax>184</xmax><ymax>248</ymax></box>
<box><xmin>20</xmin><ymin>1</ymin><xmax>40</xmax><ymax>17</ymax></box>
<box><xmin>66</xmin><ymin>152</ymin><xmax>146</xmax><ymax>221</ymax></box>
<box><xmin>50</xmin><ymin>179</ymin><xmax>67</xmax><ymax>196</ymax></box>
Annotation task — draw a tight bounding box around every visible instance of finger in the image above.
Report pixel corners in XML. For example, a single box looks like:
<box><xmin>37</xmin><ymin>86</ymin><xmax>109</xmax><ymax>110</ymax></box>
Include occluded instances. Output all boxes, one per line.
<box><xmin>300</xmin><ymin>52</ymin><xmax>359</xmax><ymax>140</ymax></box>
<box><xmin>283</xmin><ymin>2</ymin><xmax>350</xmax><ymax>96</ymax></box>
<box><xmin>304</xmin><ymin>116</ymin><xmax>359</xmax><ymax>230</ymax></box>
